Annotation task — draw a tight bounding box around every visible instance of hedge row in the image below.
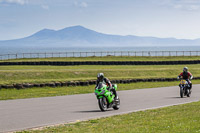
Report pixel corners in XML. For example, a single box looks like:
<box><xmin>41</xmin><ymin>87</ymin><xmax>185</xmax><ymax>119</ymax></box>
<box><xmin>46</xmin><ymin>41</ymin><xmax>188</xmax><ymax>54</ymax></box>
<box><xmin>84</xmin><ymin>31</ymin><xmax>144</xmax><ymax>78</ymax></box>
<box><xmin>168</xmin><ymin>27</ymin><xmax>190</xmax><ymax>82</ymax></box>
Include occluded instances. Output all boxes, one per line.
<box><xmin>1</xmin><ymin>77</ymin><xmax>200</xmax><ymax>90</ymax></box>
<box><xmin>1</xmin><ymin>60</ymin><xmax>200</xmax><ymax>66</ymax></box>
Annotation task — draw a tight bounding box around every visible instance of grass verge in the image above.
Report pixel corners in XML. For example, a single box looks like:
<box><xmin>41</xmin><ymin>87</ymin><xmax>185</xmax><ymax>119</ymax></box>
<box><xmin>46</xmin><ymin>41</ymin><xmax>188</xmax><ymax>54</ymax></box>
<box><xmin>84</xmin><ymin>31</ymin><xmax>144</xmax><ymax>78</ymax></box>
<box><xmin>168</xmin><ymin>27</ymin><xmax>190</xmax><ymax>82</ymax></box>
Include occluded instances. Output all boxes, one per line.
<box><xmin>1</xmin><ymin>80</ymin><xmax>200</xmax><ymax>100</ymax></box>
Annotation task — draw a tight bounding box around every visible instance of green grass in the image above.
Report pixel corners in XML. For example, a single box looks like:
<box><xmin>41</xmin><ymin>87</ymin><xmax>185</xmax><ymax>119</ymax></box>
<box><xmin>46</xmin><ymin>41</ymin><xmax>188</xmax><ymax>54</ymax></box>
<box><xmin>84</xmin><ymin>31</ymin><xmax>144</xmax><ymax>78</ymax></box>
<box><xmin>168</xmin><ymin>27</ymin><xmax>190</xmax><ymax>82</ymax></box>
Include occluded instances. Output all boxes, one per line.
<box><xmin>1</xmin><ymin>80</ymin><xmax>200</xmax><ymax>100</ymax></box>
<box><xmin>1</xmin><ymin>56</ymin><xmax>200</xmax><ymax>62</ymax></box>
<box><xmin>0</xmin><ymin>64</ymin><xmax>200</xmax><ymax>84</ymax></box>
<box><xmin>18</xmin><ymin>100</ymin><xmax>200</xmax><ymax>133</ymax></box>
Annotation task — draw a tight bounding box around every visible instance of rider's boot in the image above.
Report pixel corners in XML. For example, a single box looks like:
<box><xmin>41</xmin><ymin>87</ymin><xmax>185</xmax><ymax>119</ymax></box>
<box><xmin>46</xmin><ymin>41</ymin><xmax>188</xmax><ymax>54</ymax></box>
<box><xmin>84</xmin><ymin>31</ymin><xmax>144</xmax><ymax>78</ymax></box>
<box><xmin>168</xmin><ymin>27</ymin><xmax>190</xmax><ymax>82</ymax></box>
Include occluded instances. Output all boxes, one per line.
<box><xmin>110</xmin><ymin>87</ymin><xmax>118</xmax><ymax>99</ymax></box>
<box><xmin>190</xmin><ymin>83</ymin><xmax>192</xmax><ymax>93</ymax></box>
<box><xmin>113</xmin><ymin>89</ymin><xmax>118</xmax><ymax>100</ymax></box>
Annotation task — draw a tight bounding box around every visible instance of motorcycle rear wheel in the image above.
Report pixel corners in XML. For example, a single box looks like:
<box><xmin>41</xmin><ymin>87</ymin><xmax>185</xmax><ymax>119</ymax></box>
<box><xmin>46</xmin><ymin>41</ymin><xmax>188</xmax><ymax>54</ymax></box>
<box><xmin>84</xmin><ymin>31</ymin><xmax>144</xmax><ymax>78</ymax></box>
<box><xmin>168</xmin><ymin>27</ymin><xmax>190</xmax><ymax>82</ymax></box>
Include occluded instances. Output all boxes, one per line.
<box><xmin>187</xmin><ymin>89</ymin><xmax>191</xmax><ymax>97</ymax></box>
<box><xmin>113</xmin><ymin>98</ymin><xmax>120</xmax><ymax>110</ymax></box>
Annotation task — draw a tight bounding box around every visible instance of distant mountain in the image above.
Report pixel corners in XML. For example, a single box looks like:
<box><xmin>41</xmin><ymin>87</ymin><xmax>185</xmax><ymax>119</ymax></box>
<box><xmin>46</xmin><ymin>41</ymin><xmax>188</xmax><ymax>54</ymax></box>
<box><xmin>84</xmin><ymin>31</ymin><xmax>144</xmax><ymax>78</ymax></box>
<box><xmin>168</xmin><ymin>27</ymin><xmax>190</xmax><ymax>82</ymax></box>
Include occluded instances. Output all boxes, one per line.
<box><xmin>0</xmin><ymin>25</ymin><xmax>200</xmax><ymax>47</ymax></box>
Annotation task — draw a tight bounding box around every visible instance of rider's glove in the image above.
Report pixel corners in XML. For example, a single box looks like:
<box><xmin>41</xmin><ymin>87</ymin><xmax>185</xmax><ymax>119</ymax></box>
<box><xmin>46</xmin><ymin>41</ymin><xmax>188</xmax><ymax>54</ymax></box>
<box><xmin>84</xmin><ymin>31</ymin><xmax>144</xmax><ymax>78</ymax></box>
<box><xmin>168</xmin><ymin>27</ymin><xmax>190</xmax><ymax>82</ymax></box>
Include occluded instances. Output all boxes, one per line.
<box><xmin>177</xmin><ymin>76</ymin><xmax>180</xmax><ymax>80</ymax></box>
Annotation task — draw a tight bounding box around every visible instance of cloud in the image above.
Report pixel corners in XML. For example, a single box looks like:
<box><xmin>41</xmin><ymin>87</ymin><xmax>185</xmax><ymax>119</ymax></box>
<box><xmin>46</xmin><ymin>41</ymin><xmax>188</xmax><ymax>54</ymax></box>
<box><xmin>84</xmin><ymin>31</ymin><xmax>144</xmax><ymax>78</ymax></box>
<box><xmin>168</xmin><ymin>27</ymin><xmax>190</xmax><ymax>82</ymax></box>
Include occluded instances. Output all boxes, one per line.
<box><xmin>160</xmin><ymin>0</ymin><xmax>200</xmax><ymax>11</ymax></box>
<box><xmin>0</xmin><ymin>0</ymin><xmax>28</xmax><ymax>5</ymax></box>
<box><xmin>175</xmin><ymin>4</ymin><xmax>200</xmax><ymax>10</ymax></box>
<box><xmin>74</xmin><ymin>1</ymin><xmax>88</xmax><ymax>8</ymax></box>
<box><xmin>41</xmin><ymin>5</ymin><xmax>49</xmax><ymax>10</ymax></box>
<box><xmin>189</xmin><ymin>5</ymin><xmax>200</xmax><ymax>10</ymax></box>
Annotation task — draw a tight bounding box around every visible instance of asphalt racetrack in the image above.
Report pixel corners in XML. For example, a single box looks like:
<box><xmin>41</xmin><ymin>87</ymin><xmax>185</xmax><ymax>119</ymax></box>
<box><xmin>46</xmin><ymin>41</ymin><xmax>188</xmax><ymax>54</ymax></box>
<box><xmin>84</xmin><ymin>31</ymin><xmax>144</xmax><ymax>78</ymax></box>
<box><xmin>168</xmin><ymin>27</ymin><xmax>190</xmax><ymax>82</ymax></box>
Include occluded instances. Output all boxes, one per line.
<box><xmin>0</xmin><ymin>85</ymin><xmax>200</xmax><ymax>132</ymax></box>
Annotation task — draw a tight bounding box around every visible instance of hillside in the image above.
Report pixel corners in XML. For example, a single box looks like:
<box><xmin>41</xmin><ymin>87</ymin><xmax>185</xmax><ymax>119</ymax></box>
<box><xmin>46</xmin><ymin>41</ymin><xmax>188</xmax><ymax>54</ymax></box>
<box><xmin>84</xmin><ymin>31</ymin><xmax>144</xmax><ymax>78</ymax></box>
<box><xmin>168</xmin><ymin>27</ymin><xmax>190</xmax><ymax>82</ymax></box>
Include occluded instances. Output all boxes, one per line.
<box><xmin>0</xmin><ymin>25</ymin><xmax>199</xmax><ymax>47</ymax></box>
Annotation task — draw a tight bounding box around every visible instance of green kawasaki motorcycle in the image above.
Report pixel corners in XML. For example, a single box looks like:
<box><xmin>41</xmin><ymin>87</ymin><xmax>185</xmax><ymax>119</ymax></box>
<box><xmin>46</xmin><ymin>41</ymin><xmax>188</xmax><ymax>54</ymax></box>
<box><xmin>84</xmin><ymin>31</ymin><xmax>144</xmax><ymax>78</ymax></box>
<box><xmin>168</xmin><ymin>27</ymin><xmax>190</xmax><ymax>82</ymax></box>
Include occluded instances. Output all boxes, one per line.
<box><xmin>95</xmin><ymin>82</ymin><xmax>120</xmax><ymax>111</ymax></box>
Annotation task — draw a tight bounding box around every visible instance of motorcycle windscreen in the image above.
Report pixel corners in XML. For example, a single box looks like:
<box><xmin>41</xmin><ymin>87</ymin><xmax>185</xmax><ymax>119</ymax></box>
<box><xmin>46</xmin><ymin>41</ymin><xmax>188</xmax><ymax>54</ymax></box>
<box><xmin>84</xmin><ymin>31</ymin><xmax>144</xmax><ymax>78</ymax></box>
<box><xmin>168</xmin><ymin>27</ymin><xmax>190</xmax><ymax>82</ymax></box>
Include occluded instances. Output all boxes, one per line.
<box><xmin>97</xmin><ymin>82</ymin><xmax>106</xmax><ymax>90</ymax></box>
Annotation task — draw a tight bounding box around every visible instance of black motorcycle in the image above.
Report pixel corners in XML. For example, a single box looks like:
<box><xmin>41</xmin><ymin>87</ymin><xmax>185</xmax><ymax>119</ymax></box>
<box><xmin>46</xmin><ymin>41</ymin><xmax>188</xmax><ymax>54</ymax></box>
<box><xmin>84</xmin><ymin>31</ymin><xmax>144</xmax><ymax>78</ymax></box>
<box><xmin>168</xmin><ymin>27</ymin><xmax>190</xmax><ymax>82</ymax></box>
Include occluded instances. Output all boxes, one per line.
<box><xmin>179</xmin><ymin>79</ymin><xmax>191</xmax><ymax>98</ymax></box>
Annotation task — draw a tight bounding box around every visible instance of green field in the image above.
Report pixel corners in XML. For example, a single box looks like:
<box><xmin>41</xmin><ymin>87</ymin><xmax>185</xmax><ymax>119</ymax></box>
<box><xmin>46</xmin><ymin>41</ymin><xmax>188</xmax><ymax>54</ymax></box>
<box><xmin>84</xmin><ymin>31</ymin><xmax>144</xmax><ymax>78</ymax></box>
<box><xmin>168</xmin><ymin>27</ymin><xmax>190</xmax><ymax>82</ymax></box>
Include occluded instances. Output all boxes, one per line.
<box><xmin>0</xmin><ymin>64</ymin><xmax>199</xmax><ymax>85</ymax></box>
<box><xmin>1</xmin><ymin>56</ymin><xmax>200</xmax><ymax>62</ymax></box>
<box><xmin>18</xmin><ymin>100</ymin><xmax>200</xmax><ymax>133</ymax></box>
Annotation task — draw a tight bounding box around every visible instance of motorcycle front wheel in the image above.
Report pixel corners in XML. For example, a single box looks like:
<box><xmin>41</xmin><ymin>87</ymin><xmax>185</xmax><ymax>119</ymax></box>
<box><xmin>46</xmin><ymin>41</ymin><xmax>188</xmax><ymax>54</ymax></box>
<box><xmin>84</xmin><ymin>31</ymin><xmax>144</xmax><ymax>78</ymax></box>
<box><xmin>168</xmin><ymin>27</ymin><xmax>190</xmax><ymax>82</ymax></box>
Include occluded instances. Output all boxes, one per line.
<box><xmin>98</xmin><ymin>97</ymin><xmax>108</xmax><ymax>111</ymax></box>
<box><xmin>180</xmin><ymin>87</ymin><xmax>184</xmax><ymax>98</ymax></box>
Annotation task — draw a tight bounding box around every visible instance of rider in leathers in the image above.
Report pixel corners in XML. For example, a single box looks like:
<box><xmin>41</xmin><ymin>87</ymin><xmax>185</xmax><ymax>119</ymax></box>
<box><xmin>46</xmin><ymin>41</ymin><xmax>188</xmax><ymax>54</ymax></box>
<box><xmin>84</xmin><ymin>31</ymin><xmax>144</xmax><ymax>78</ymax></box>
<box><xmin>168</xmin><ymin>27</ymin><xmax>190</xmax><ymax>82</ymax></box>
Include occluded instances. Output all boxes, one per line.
<box><xmin>96</xmin><ymin>73</ymin><xmax>118</xmax><ymax>99</ymax></box>
<box><xmin>177</xmin><ymin>67</ymin><xmax>193</xmax><ymax>90</ymax></box>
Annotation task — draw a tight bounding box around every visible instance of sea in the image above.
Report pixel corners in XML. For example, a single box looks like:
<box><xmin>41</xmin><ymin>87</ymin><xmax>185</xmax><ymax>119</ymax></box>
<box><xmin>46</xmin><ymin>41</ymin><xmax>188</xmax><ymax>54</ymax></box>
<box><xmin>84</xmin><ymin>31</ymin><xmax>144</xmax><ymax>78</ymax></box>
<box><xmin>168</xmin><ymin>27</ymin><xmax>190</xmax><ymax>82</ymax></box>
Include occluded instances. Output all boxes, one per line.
<box><xmin>1</xmin><ymin>46</ymin><xmax>200</xmax><ymax>55</ymax></box>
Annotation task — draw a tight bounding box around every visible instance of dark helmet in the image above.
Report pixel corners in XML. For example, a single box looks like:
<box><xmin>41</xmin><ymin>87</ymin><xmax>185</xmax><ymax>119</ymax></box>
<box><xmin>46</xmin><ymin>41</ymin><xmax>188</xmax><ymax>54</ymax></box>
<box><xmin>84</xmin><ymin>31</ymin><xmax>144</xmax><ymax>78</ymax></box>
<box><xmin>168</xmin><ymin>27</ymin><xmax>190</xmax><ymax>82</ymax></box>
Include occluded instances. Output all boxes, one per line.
<box><xmin>183</xmin><ymin>67</ymin><xmax>188</xmax><ymax>72</ymax></box>
<box><xmin>97</xmin><ymin>73</ymin><xmax>104</xmax><ymax>81</ymax></box>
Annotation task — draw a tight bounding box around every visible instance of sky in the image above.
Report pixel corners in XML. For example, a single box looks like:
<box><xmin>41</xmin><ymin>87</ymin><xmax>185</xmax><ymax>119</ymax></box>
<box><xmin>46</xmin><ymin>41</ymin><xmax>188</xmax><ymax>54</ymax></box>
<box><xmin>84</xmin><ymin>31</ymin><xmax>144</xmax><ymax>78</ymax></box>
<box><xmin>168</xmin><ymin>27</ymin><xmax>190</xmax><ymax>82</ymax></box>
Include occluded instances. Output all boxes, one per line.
<box><xmin>1</xmin><ymin>0</ymin><xmax>200</xmax><ymax>40</ymax></box>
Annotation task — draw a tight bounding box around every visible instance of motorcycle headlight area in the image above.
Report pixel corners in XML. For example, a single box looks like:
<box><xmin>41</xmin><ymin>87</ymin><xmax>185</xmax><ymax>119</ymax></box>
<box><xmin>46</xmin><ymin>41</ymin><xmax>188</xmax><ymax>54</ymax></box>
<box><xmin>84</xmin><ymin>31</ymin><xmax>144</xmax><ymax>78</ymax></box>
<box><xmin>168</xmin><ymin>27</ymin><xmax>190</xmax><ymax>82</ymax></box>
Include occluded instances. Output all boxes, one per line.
<box><xmin>181</xmin><ymin>84</ymin><xmax>186</xmax><ymax>87</ymax></box>
<box><xmin>100</xmin><ymin>90</ymin><xmax>105</xmax><ymax>94</ymax></box>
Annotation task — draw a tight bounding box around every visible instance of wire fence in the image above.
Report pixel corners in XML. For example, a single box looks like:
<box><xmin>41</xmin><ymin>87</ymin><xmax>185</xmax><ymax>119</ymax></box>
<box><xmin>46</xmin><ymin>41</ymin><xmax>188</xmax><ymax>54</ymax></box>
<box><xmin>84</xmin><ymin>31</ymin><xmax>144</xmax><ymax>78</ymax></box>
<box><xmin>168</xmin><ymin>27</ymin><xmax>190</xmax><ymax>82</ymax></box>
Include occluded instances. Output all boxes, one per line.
<box><xmin>0</xmin><ymin>51</ymin><xmax>200</xmax><ymax>60</ymax></box>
